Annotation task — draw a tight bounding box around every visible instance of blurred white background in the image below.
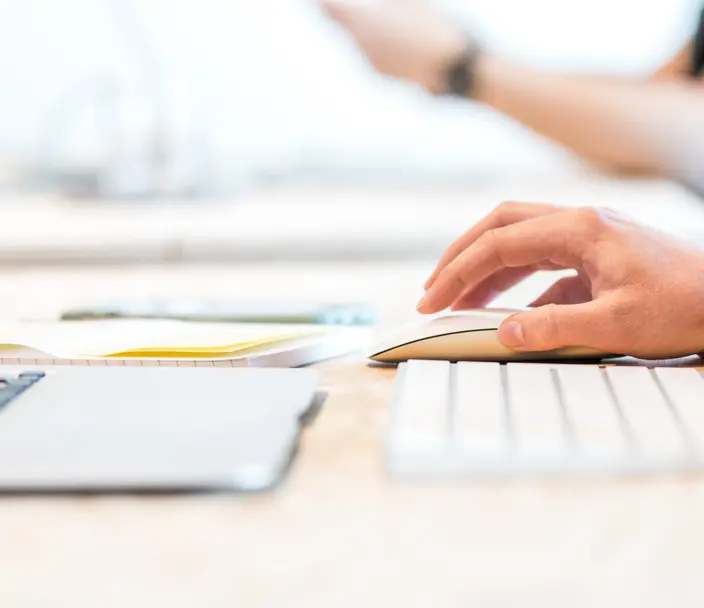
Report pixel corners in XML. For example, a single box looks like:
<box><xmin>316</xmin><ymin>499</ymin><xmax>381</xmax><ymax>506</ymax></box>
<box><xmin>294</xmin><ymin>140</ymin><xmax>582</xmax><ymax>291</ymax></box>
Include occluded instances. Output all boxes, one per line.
<box><xmin>0</xmin><ymin>0</ymin><xmax>699</xmax><ymax>198</ymax></box>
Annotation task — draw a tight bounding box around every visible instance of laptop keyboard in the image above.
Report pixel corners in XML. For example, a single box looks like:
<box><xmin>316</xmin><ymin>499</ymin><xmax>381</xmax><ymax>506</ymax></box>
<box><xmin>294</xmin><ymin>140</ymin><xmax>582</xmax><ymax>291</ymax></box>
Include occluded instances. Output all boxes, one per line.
<box><xmin>387</xmin><ymin>360</ymin><xmax>704</xmax><ymax>477</ymax></box>
<box><xmin>0</xmin><ymin>371</ymin><xmax>45</xmax><ymax>409</ymax></box>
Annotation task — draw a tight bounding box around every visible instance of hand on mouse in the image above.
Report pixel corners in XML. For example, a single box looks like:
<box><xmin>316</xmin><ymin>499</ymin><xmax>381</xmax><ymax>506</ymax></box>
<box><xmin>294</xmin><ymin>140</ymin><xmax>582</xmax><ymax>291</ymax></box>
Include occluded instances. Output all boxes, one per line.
<box><xmin>418</xmin><ymin>202</ymin><xmax>704</xmax><ymax>359</ymax></box>
<box><xmin>320</xmin><ymin>0</ymin><xmax>468</xmax><ymax>94</ymax></box>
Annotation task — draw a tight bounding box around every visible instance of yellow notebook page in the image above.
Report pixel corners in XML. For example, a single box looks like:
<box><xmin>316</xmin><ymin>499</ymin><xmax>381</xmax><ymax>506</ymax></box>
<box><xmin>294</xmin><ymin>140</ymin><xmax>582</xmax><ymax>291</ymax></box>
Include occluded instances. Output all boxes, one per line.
<box><xmin>0</xmin><ymin>319</ymin><xmax>324</xmax><ymax>359</ymax></box>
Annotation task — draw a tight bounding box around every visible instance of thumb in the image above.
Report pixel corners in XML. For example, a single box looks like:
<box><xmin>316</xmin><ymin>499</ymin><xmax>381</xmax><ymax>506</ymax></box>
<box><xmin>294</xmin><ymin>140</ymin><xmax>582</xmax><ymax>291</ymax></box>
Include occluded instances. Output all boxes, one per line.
<box><xmin>497</xmin><ymin>302</ymin><xmax>601</xmax><ymax>352</ymax></box>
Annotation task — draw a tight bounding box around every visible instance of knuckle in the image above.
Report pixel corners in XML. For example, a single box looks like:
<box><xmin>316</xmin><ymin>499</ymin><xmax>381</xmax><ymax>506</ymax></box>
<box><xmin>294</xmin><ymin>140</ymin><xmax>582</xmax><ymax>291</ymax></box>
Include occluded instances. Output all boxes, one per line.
<box><xmin>494</xmin><ymin>200</ymin><xmax>517</xmax><ymax>220</ymax></box>
<box><xmin>574</xmin><ymin>206</ymin><xmax>608</xmax><ymax>233</ymax></box>
<box><xmin>475</xmin><ymin>228</ymin><xmax>496</xmax><ymax>249</ymax></box>
<box><xmin>439</xmin><ymin>267</ymin><xmax>470</xmax><ymax>298</ymax></box>
<box><xmin>573</xmin><ymin>206</ymin><xmax>622</xmax><ymax>234</ymax></box>
<box><xmin>475</xmin><ymin>228</ymin><xmax>503</xmax><ymax>263</ymax></box>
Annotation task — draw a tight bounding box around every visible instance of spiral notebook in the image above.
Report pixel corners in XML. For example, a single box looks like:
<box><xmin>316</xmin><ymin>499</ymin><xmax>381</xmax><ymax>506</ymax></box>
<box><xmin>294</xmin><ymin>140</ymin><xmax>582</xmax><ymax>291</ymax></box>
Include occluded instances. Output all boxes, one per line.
<box><xmin>0</xmin><ymin>319</ymin><xmax>370</xmax><ymax>367</ymax></box>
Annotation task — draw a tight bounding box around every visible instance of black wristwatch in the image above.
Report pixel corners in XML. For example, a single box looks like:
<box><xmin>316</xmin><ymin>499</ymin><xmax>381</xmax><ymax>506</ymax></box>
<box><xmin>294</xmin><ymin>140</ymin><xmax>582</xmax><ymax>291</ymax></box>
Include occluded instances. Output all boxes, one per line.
<box><xmin>441</xmin><ymin>44</ymin><xmax>482</xmax><ymax>98</ymax></box>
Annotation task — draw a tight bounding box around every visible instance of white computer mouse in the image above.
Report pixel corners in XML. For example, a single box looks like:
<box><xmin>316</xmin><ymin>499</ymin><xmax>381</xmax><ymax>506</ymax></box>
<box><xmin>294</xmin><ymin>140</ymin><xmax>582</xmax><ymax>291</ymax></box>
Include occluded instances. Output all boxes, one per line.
<box><xmin>368</xmin><ymin>308</ymin><xmax>614</xmax><ymax>363</ymax></box>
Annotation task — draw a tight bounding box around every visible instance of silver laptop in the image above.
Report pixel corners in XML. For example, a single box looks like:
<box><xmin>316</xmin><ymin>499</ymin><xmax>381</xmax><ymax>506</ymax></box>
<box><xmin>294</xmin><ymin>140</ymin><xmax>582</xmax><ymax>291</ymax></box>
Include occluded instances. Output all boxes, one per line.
<box><xmin>0</xmin><ymin>366</ymin><xmax>320</xmax><ymax>492</ymax></box>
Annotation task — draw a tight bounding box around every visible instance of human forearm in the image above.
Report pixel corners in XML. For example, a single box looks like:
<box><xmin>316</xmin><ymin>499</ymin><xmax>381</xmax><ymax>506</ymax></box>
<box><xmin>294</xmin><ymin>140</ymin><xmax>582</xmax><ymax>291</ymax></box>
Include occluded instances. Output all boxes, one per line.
<box><xmin>473</xmin><ymin>56</ymin><xmax>703</xmax><ymax>174</ymax></box>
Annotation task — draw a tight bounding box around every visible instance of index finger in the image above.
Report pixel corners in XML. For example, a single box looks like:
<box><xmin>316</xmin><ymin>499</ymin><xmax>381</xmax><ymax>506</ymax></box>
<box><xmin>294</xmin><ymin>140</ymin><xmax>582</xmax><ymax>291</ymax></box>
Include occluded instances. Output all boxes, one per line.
<box><xmin>424</xmin><ymin>201</ymin><xmax>560</xmax><ymax>290</ymax></box>
<box><xmin>418</xmin><ymin>210</ymin><xmax>590</xmax><ymax>313</ymax></box>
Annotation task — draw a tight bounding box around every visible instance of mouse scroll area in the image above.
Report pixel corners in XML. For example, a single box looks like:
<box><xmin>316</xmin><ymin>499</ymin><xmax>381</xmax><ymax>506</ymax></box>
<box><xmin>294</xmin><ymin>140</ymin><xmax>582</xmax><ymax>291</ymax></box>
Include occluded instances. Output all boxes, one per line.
<box><xmin>368</xmin><ymin>309</ymin><xmax>613</xmax><ymax>363</ymax></box>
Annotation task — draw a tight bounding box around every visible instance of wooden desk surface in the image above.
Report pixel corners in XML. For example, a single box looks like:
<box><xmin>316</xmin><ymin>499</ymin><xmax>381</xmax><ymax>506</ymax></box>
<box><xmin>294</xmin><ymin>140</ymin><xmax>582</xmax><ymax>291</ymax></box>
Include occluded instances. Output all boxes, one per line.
<box><xmin>0</xmin><ymin>262</ymin><xmax>703</xmax><ymax>608</ymax></box>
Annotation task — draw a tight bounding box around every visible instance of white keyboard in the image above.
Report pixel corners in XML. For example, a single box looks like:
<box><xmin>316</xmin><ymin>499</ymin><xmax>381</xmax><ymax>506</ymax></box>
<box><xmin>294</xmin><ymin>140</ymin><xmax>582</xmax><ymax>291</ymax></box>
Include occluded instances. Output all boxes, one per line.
<box><xmin>387</xmin><ymin>360</ymin><xmax>704</xmax><ymax>477</ymax></box>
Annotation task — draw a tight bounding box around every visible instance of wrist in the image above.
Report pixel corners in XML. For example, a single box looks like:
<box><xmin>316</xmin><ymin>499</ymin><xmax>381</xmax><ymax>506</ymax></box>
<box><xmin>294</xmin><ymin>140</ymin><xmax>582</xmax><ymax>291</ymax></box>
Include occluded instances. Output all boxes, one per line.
<box><xmin>433</xmin><ymin>46</ymin><xmax>515</xmax><ymax>103</ymax></box>
<box><xmin>434</xmin><ymin>42</ymin><xmax>483</xmax><ymax>98</ymax></box>
<box><xmin>471</xmin><ymin>54</ymin><xmax>514</xmax><ymax>104</ymax></box>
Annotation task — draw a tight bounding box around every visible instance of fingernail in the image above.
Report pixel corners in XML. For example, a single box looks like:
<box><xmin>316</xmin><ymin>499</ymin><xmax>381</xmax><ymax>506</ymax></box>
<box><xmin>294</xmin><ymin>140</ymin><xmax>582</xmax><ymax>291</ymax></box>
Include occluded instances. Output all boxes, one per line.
<box><xmin>416</xmin><ymin>294</ymin><xmax>430</xmax><ymax>313</ymax></box>
<box><xmin>499</xmin><ymin>321</ymin><xmax>524</xmax><ymax>348</ymax></box>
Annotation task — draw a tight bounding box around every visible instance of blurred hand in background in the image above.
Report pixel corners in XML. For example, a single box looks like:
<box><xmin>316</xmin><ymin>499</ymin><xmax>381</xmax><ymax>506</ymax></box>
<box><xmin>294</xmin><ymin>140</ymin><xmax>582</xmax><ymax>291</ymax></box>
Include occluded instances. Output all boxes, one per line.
<box><xmin>322</xmin><ymin>0</ymin><xmax>704</xmax><ymax>189</ymax></box>
<box><xmin>320</xmin><ymin>0</ymin><xmax>468</xmax><ymax>94</ymax></box>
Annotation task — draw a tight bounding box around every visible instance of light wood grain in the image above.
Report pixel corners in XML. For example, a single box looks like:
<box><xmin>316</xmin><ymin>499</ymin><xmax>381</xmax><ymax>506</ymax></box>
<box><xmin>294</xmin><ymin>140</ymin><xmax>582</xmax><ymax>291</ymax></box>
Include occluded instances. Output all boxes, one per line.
<box><xmin>0</xmin><ymin>259</ymin><xmax>702</xmax><ymax>607</ymax></box>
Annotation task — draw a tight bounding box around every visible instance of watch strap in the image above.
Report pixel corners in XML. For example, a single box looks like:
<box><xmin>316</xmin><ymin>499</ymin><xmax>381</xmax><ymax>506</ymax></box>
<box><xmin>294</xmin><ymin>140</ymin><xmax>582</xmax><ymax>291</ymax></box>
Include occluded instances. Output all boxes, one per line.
<box><xmin>442</xmin><ymin>43</ymin><xmax>482</xmax><ymax>98</ymax></box>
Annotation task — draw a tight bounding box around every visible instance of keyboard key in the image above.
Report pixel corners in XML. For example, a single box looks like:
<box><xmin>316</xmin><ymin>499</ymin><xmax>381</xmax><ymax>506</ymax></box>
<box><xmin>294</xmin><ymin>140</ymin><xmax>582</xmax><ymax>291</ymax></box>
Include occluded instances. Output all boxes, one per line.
<box><xmin>390</xmin><ymin>360</ymin><xmax>450</xmax><ymax>451</ymax></box>
<box><xmin>604</xmin><ymin>367</ymin><xmax>686</xmax><ymax>460</ymax></box>
<box><xmin>506</xmin><ymin>364</ymin><xmax>569</xmax><ymax>461</ymax></box>
<box><xmin>18</xmin><ymin>371</ymin><xmax>45</xmax><ymax>380</ymax></box>
<box><xmin>0</xmin><ymin>371</ymin><xmax>45</xmax><ymax>411</ymax></box>
<box><xmin>653</xmin><ymin>368</ymin><xmax>704</xmax><ymax>453</ymax></box>
<box><xmin>555</xmin><ymin>365</ymin><xmax>627</xmax><ymax>460</ymax></box>
<box><xmin>453</xmin><ymin>362</ymin><xmax>508</xmax><ymax>454</ymax></box>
